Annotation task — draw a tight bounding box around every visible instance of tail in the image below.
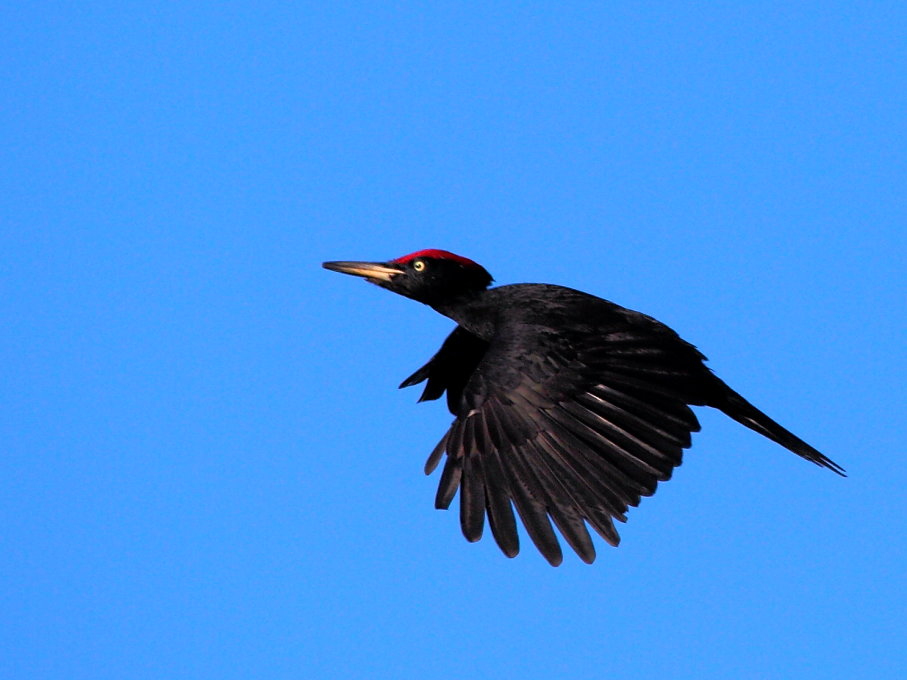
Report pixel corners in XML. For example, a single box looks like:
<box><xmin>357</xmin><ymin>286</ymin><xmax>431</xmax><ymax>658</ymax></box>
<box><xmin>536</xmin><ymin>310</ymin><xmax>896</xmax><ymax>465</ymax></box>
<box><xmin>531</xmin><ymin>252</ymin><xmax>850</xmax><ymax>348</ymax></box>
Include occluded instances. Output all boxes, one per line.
<box><xmin>712</xmin><ymin>381</ymin><xmax>846</xmax><ymax>476</ymax></box>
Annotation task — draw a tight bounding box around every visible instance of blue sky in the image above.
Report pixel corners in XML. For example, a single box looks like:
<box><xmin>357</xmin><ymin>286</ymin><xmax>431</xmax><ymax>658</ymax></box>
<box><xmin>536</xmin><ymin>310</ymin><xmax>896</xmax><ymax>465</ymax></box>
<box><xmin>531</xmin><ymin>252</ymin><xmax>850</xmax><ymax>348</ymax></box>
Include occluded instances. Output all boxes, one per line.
<box><xmin>3</xmin><ymin>3</ymin><xmax>905</xmax><ymax>679</ymax></box>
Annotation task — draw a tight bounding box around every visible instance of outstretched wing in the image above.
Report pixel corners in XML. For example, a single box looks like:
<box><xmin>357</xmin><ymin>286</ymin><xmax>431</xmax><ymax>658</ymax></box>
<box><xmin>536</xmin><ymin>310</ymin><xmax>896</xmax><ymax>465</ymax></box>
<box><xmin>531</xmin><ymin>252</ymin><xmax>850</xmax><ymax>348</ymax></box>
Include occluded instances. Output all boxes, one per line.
<box><xmin>404</xmin><ymin>318</ymin><xmax>707</xmax><ymax>566</ymax></box>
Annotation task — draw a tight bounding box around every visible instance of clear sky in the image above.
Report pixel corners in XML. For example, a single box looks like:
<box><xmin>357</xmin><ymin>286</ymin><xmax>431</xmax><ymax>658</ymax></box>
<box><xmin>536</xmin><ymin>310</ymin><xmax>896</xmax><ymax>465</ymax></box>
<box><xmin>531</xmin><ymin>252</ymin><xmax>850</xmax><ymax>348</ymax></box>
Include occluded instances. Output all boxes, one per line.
<box><xmin>3</xmin><ymin>3</ymin><xmax>905</xmax><ymax>679</ymax></box>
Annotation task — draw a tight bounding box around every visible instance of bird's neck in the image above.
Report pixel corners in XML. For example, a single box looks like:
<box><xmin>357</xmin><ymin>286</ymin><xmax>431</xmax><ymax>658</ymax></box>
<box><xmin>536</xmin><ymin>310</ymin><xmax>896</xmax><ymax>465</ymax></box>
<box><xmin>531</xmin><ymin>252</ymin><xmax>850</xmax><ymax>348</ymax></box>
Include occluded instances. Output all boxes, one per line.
<box><xmin>429</xmin><ymin>290</ymin><xmax>497</xmax><ymax>340</ymax></box>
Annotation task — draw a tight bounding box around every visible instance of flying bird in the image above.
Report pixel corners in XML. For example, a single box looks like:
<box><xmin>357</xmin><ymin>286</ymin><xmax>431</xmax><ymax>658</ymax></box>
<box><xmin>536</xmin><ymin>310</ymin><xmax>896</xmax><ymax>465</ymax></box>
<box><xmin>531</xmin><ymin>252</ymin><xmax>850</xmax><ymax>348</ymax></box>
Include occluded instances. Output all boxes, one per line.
<box><xmin>323</xmin><ymin>249</ymin><xmax>844</xmax><ymax>565</ymax></box>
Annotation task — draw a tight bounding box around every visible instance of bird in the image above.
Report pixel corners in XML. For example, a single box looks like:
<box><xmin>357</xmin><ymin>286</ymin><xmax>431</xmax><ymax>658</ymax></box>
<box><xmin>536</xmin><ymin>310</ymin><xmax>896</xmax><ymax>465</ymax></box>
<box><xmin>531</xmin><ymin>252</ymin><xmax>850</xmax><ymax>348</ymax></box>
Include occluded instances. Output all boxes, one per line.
<box><xmin>323</xmin><ymin>249</ymin><xmax>844</xmax><ymax>565</ymax></box>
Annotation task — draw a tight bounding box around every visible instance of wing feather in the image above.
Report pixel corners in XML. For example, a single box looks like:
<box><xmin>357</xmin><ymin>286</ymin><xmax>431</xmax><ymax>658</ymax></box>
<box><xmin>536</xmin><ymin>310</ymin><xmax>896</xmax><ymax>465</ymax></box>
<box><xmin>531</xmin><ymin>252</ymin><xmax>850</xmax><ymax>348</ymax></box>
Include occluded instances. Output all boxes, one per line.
<box><xmin>499</xmin><ymin>439</ymin><xmax>564</xmax><ymax>566</ymax></box>
<box><xmin>522</xmin><ymin>439</ymin><xmax>597</xmax><ymax>563</ymax></box>
<box><xmin>460</xmin><ymin>445</ymin><xmax>486</xmax><ymax>542</ymax></box>
<box><xmin>404</xmin><ymin>307</ymin><xmax>706</xmax><ymax>564</ymax></box>
<box><xmin>480</xmin><ymin>441</ymin><xmax>520</xmax><ymax>557</ymax></box>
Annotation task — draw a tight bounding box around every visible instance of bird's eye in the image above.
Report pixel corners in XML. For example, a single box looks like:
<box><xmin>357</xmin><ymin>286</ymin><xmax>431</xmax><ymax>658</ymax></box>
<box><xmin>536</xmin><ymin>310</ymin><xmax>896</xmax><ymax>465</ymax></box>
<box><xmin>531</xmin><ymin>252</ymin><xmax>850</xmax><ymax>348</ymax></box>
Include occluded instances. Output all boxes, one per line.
<box><xmin>413</xmin><ymin>260</ymin><xmax>426</xmax><ymax>272</ymax></box>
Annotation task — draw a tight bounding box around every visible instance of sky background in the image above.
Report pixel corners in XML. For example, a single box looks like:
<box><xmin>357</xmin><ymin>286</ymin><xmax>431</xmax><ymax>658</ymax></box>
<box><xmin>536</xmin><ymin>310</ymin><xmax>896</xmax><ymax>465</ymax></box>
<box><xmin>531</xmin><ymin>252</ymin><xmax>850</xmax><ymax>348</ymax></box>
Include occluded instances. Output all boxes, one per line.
<box><xmin>3</xmin><ymin>3</ymin><xmax>906</xmax><ymax>679</ymax></box>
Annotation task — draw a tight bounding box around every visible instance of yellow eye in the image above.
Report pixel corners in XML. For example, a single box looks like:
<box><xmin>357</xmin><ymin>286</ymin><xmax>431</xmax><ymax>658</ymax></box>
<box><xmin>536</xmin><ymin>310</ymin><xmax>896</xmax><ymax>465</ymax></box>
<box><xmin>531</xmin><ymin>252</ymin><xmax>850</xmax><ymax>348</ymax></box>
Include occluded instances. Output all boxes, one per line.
<box><xmin>413</xmin><ymin>260</ymin><xmax>426</xmax><ymax>272</ymax></box>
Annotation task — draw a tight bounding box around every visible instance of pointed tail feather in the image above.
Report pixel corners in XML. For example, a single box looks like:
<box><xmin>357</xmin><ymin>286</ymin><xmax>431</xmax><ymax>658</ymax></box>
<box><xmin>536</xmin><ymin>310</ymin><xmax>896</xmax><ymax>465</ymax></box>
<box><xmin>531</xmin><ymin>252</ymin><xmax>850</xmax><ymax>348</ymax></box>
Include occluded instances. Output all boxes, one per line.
<box><xmin>713</xmin><ymin>383</ymin><xmax>846</xmax><ymax>476</ymax></box>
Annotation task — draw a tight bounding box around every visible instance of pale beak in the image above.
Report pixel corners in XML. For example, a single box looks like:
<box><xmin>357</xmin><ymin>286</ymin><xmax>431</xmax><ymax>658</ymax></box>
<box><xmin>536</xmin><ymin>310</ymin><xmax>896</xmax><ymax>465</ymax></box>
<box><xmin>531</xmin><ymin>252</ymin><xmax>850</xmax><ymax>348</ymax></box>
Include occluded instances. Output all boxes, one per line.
<box><xmin>322</xmin><ymin>260</ymin><xmax>403</xmax><ymax>284</ymax></box>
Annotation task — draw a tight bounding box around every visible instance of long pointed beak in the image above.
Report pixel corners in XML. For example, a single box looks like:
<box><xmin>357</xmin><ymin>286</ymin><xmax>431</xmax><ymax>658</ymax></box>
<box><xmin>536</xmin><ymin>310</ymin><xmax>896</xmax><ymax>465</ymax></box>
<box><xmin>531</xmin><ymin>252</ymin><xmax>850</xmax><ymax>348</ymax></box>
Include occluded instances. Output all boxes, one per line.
<box><xmin>322</xmin><ymin>260</ymin><xmax>403</xmax><ymax>284</ymax></box>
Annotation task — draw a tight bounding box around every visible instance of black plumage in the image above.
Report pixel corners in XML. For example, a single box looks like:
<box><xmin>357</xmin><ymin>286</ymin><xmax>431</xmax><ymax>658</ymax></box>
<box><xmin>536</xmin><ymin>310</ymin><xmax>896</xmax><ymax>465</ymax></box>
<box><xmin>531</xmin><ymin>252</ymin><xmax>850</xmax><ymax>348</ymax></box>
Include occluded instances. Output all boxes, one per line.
<box><xmin>323</xmin><ymin>249</ymin><xmax>844</xmax><ymax>565</ymax></box>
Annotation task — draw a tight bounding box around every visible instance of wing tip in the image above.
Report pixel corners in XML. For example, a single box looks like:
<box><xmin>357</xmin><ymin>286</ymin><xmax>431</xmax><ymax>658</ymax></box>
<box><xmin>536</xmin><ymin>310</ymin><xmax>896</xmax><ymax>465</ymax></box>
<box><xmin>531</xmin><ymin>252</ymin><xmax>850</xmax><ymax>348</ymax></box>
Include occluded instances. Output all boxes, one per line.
<box><xmin>501</xmin><ymin>545</ymin><xmax>520</xmax><ymax>559</ymax></box>
<box><xmin>544</xmin><ymin>550</ymin><xmax>564</xmax><ymax>567</ymax></box>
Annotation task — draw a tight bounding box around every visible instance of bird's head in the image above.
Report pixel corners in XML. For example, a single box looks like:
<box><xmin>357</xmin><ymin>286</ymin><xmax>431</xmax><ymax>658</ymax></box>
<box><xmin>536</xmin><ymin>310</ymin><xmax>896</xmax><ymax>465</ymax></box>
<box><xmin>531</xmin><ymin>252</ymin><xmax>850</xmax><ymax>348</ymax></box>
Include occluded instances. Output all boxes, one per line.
<box><xmin>323</xmin><ymin>249</ymin><xmax>493</xmax><ymax>305</ymax></box>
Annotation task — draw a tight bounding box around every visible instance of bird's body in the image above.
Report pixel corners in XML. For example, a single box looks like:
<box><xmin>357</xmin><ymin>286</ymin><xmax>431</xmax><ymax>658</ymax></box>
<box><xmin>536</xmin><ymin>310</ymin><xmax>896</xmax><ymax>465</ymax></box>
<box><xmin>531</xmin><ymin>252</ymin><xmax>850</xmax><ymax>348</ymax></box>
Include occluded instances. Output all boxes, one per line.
<box><xmin>323</xmin><ymin>250</ymin><xmax>843</xmax><ymax>565</ymax></box>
